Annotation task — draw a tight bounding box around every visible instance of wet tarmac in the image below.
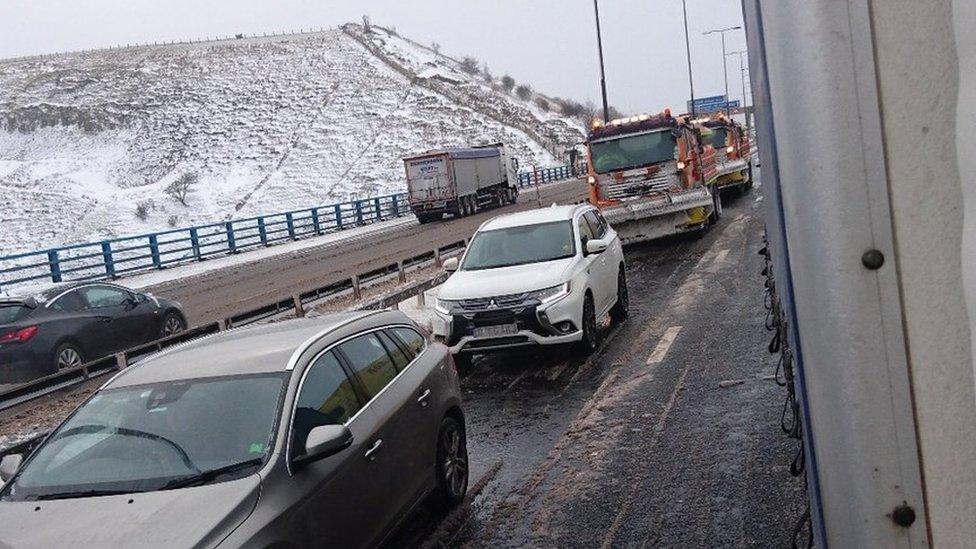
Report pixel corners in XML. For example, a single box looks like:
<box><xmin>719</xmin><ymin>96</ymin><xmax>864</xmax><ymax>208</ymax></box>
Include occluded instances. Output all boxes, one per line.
<box><xmin>384</xmin><ymin>186</ymin><xmax>807</xmax><ymax>548</ymax></box>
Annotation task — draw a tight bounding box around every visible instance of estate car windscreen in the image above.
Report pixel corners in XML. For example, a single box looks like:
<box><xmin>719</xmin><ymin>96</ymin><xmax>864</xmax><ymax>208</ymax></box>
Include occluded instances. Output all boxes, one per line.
<box><xmin>1</xmin><ymin>373</ymin><xmax>287</xmax><ymax>501</ymax></box>
<box><xmin>461</xmin><ymin>221</ymin><xmax>576</xmax><ymax>270</ymax></box>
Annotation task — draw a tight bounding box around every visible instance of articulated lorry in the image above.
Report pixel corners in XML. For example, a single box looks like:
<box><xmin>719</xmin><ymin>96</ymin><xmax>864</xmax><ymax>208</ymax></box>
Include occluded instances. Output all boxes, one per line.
<box><xmin>696</xmin><ymin>113</ymin><xmax>753</xmax><ymax>193</ymax></box>
<box><xmin>585</xmin><ymin>110</ymin><xmax>720</xmax><ymax>244</ymax></box>
<box><xmin>403</xmin><ymin>144</ymin><xmax>519</xmax><ymax>224</ymax></box>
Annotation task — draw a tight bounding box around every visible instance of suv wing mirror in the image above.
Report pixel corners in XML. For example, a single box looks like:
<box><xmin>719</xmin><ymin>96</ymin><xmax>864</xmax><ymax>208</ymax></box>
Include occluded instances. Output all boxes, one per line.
<box><xmin>443</xmin><ymin>257</ymin><xmax>459</xmax><ymax>272</ymax></box>
<box><xmin>294</xmin><ymin>425</ymin><xmax>353</xmax><ymax>467</ymax></box>
<box><xmin>586</xmin><ymin>239</ymin><xmax>609</xmax><ymax>255</ymax></box>
<box><xmin>0</xmin><ymin>454</ymin><xmax>23</xmax><ymax>483</ymax></box>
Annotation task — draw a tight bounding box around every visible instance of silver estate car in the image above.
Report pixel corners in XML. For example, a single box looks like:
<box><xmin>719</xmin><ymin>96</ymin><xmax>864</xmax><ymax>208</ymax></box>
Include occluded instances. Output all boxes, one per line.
<box><xmin>0</xmin><ymin>310</ymin><xmax>468</xmax><ymax>548</ymax></box>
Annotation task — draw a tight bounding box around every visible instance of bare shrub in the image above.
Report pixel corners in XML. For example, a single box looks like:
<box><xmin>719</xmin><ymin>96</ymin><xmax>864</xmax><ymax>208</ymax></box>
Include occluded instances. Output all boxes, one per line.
<box><xmin>167</xmin><ymin>215</ymin><xmax>179</xmax><ymax>227</ymax></box>
<box><xmin>362</xmin><ymin>15</ymin><xmax>371</xmax><ymax>32</ymax></box>
<box><xmin>515</xmin><ymin>84</ymin><xmax>532</xmax><ymax>100</ymax></box>
<box><xmin>431</xmin><ymin>42</ymin><xmax>441</xmax><ymax>53</ymax></box>
<box><xmin>536</xmin><ymin>97</ymin><xmax>550</xmax><ymax>111</ymax></box>
<box><xmin>135</xmin><ymin>201</ymin><xmax>151</xmax><ymax>221</ymax></box>
<box><xmin>501</xmin><ymin>75</ymin><xmax>515</xmax><ymax>92</ymax></box>
<box><xmin>560</xmin><ymin>100</ymin><xmax>585</xmax><ymax>117</ymax></box>
<box><xmin>460</xmin><ymin>56</ymin><xmax>479</xmax><ymax>75</ymax></box>
<box><xmin>165</xmin><ymin>172</ymin><xmax>198</xmax><ymax>206</ymax></box>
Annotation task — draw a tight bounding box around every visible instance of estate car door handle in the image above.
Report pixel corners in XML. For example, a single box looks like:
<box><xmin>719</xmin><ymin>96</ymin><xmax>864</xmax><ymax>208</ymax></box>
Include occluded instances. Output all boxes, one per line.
<box><xmin>364</xmin><ymin>439</ymin><xmax>383</xmax><ymax>461</ymax></box>
<box><xmin>417</xmin><ymin>389</ymin><xmax>431</xmax><ymax>407</ymax></box>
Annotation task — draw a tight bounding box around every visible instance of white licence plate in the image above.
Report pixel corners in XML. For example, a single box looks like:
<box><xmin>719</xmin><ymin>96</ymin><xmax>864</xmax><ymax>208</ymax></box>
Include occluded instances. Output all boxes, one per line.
<box><xmin>473</xmin><ymin>324</ymin><xmax>518</xmax><ymax>338</ymax></box>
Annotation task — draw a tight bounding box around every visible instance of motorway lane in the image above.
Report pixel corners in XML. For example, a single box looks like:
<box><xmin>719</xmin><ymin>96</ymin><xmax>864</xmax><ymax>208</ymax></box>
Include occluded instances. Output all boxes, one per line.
<box><xmin>385</xmin><ymin>184</ymin><xmax>806</xmax><ymax>547</ymax></box>
<box><xmin>144</xmin><ymin>179</ymin><xmax>588</xmax><ymax>326</ymax></box>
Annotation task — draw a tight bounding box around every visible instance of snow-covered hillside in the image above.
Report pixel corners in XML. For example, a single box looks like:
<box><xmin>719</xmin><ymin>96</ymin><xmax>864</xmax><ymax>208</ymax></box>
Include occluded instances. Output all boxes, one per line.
<box><xmin>0</xmin><ymin>24</ymin><xmax>584</xmax><ymax>254</ymax></box>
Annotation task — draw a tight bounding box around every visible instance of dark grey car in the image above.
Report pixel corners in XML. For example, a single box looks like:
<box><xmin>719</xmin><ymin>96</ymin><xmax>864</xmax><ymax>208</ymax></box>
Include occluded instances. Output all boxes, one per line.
<box><xmin>0</xmin><ymin>282</ymin><xmax>186</xmax><ymax>383</ymax></box>
<box><xmin>0</xmin><ymin>310</ymin><xmax>468</xmax><ymax>548</ymax></box>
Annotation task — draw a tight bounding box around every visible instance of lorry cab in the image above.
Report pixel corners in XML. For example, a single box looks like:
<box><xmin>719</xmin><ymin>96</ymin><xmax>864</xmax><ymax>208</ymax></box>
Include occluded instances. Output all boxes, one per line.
<box><xmin>584</xmin><ymin>109</ymin><xmax>720</xmax><ymax>244</ymax></box>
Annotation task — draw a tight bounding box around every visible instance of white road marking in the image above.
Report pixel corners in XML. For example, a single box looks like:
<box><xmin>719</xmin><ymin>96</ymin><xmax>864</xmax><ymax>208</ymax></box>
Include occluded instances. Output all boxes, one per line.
<box><xmin>505</xmin><ymin>369</ymin><xmax>530</xmax><ymax>392</ymax></box>
<box><xmin>646</xmin><ymin>326</ymin><xmax>682</xmax><ymax>365</ymax></box>
<box><xmin>712</xmin><ymin>248</ymin><xmax>730</xmax><ymax>267</ymax></box>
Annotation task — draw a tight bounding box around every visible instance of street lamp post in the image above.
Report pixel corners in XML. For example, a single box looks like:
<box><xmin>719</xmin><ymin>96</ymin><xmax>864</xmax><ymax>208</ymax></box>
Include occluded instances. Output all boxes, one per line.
<box><xmin>592</xmin><ymin>0</ymin><xmax>610</xmax><ymax>123</ymax></box>
<box><xmin>681</xmin><ymin>0</ymin><xmax>696</xmax><ymax>117</ymax></box>
<box><xmin>703</xmin><ymin>25</ymin><xmax>741</xmax><ymax>115</ymax></box>
<box><xmin>727</xmin><ymin>50</ymin><xmax>749</xmax><ymax>111</ymax></box>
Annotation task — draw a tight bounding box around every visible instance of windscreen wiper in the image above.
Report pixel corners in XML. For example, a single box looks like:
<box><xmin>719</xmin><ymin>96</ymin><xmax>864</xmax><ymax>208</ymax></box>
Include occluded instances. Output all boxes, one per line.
<box><xmin>34</xmin><ymin>489</ymin><xmax>134</xmax><ymax>500</ymax></box>
<box><xmin>161</xmin><ymin>457</ymin><xmax>264</xmax><ymax>490</ymax></box>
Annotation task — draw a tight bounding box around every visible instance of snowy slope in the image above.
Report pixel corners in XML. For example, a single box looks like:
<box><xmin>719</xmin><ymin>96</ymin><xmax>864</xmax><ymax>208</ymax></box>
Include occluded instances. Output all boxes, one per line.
<box><xmin>0</xmin><ymin>25</ymin><xmax>584</xmax><ymax>255</ymax></box>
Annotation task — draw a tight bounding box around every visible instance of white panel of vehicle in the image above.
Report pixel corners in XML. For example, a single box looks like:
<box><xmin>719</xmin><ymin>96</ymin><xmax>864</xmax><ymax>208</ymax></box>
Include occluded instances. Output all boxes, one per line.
<box><xmin>405</xmin><ymin>155</ymin><xmax>450</xmax><ymax>200</ymax></box>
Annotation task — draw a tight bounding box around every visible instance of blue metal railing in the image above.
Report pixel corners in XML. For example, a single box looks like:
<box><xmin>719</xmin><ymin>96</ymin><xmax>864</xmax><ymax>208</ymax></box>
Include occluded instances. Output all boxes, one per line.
<box><xmin>1</xmin><ymin>165</ymin><xmax>578</xmax><ymax>293</ymax></box>
<box><xmin>0</xmin><ymin>193</ymin><xmax>409</xmax><ymax>292</ymax></box>
<box><xmin>517</xmin><ymin>165</ymin><xmax>576</xmax><ymax>186</ymax></box>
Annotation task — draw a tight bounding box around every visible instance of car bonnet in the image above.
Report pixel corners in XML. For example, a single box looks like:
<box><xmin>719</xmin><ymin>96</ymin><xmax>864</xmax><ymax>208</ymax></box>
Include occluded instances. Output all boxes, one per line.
<box><xmin>0</xmin><ymin>474</ymin><xmax>261</xmax><ymax>547</ymax></box>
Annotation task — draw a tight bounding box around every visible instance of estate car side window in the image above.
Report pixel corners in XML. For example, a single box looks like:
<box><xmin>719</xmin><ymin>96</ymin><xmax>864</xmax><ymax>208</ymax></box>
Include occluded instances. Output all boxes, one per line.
<box><xmin>390</xmin><ymin>327</ymin><xmax>426</xmax><ymax>359</ymax></box>
<box><xmin>377</xmin><ymin>331</ymin><xmax>409</xmax><ymax>370</ymax></box>
<box><xmin>577</xmin><ymin>215</ymin><xmax>595</xmax><ymax>249</ymax></box>
<box><xmin>583</xmin><ymin>211</ymin><xmax>606</xmax><ymax>239</ymax></box>
<box><xmin>292</xmin><ymin>351</ymin><xmax>361</xmax><ymax>458</ymax></box>
<box><xmin>337</xmin><ymin>333</ymin><xmax>399</xmax><ymax>399</ymax></box>
<box><xmin>81</xmin><ymin>286</ymin><xmax>129</xmax><ymax>308</ymax></box>
<box><xmin>49</xmin><ymin>291</ymin><xmax>86</xmax><ymax>312</ymax></box>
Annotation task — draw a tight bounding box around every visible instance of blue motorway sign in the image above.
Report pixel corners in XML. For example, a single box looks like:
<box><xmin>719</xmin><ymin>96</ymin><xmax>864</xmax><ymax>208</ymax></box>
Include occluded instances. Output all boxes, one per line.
<box><xmin>687</xmin><ymin>95</ymin><xmax>740</xmax><ymax>114</ymax></box>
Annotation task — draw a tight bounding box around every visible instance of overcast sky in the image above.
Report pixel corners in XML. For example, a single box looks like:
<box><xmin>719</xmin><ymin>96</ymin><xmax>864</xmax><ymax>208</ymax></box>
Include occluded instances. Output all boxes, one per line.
<box><xmin>0</xmin><ymin>0</ymin><xmax>748</xmax><ymax>115</ymax></box>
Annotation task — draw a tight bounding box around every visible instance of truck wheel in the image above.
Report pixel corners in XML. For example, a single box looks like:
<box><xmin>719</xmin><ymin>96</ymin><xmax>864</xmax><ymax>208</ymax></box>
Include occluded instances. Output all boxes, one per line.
<box><xmin>709</xmin><ymin>187</ymin><xmax>723</xmax><ymax>225</ymax></box>
<box><xmin>417</xmin><ymin>213</ymin><xmax>432</xmax><ymax>224</ymax></box>
<box><xmin>470</xmin><ymin>195</ymin><xmax>479</xmax><ymax>214</ymax></box>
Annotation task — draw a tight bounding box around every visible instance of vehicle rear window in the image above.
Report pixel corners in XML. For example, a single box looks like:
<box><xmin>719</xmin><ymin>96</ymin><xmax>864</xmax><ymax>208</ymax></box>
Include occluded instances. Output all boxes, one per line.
<box><xmin>0</xmin><ymin>305</ymin><xmax>31</xmax><ymax>324</ymax></box>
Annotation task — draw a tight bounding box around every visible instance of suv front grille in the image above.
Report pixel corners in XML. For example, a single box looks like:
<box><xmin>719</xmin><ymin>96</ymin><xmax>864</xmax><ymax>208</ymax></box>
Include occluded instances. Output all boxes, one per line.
<box><xmin>456</xmin><ymin>292</ymin><xmax>532</xmax><ymax>312</ymax></box>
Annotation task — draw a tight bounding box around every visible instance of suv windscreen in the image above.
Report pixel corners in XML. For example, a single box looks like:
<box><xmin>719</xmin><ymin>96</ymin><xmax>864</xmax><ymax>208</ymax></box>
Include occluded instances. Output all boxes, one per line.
<box><xmin>462</xmin><ymin>221</ymin><xmax>576</xmax><ymax>270</ymax></box>
<box><xmin>0</xmin><ymin>304</ymin><xmax>32</xmax><ymax>324</ymax></box>
<box><xmin>1</xmin><ymin>373</ymin><xmax>286</xmax><ymax>501</ymax></box>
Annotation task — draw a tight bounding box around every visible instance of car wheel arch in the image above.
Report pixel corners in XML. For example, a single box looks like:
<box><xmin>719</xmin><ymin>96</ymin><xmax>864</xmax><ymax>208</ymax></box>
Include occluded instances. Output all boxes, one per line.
<box><xmin>444</xmin><ymin>406</ymin><xmax>466</xmax><ymax>437</ymax></box>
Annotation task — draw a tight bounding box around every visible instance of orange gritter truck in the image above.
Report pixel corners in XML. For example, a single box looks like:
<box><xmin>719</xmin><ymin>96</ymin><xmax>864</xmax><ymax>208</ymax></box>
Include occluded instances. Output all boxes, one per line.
<box><xmin>695</xmin><ymin>112</ymin><xmax>754</xmax><ymax>193</ymax></box>
<box><xmin>585</xmin><ymin>109</ymin><xmax>721</xmax><ymax>244</ymax></box>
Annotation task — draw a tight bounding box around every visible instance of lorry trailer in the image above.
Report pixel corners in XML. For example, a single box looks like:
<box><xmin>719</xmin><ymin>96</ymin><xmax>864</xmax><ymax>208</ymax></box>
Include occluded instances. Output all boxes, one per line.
<box><xmin>403</xmin><ymin>144</ymin><xmax>519</xmax><ymax>224</ymax></box>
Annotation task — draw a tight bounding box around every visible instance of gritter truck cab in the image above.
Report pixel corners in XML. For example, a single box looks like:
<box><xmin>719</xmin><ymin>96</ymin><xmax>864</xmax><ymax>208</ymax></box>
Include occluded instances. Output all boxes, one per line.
<box><xmin>585</xmin><ymin>109</ymin><xmax>720</xmax><ymax>244</ymax></box>
<box><xmin>403</xmin><ymin>144</ymin><xmax>519</xmax><ymax>224</ymax></box>
<box><xmin>696</xmin><ymin>113</ymin><xmax>753</xmax><ymax>194</ymax></box>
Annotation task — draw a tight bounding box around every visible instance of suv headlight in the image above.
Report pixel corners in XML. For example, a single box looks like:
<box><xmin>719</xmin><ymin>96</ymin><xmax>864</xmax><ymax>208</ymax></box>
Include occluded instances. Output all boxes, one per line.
<box><xmin>526</xmin><ymin>282</ymin><xmax>571</xmax><ymax>306</ymax></box>
<box><xmin>435</xmin><ymin>298</ymin><xmax>457</xmax><ymax>315</ymax></box>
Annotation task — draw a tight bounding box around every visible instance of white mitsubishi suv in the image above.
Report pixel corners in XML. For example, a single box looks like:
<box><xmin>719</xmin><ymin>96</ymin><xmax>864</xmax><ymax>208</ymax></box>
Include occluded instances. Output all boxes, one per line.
<box><xmin>433</xmin><ymin>204</ymin><xmax>627</xmax><ymax>364</ymax></box>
